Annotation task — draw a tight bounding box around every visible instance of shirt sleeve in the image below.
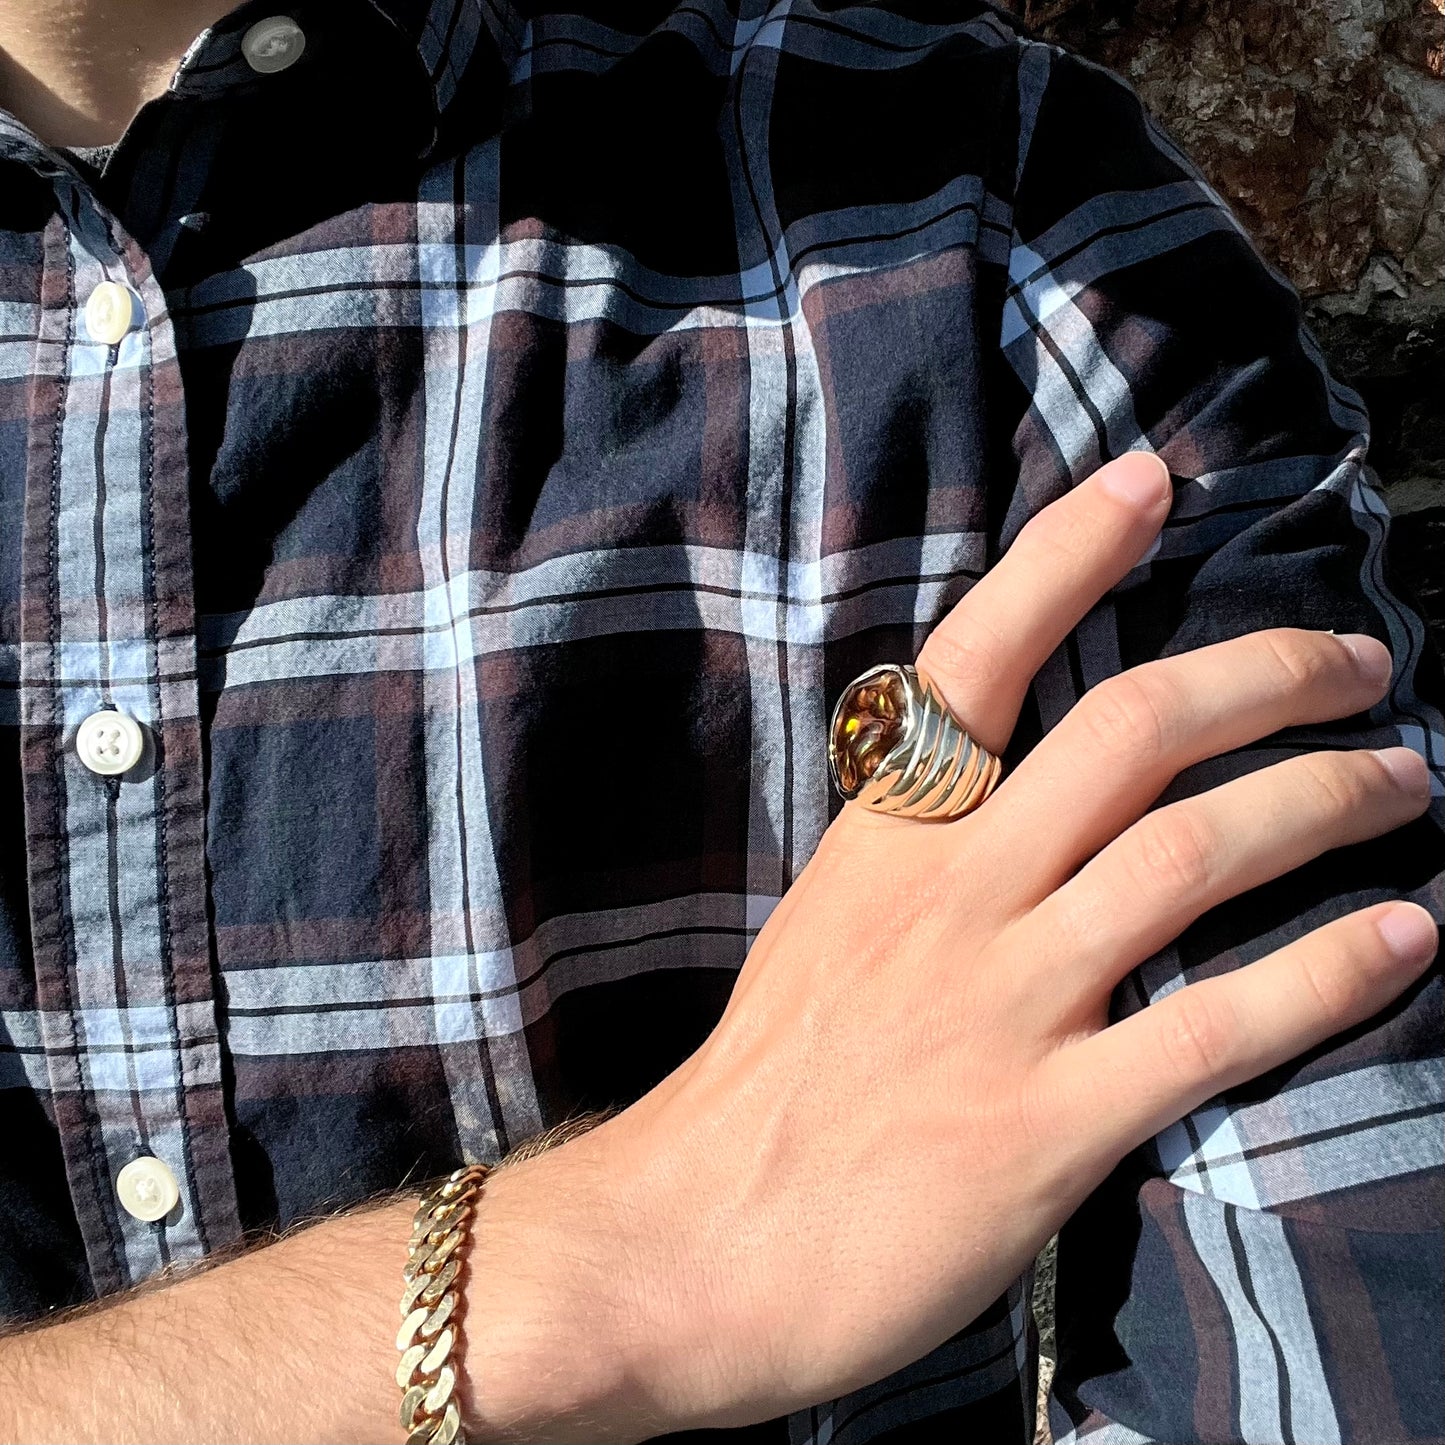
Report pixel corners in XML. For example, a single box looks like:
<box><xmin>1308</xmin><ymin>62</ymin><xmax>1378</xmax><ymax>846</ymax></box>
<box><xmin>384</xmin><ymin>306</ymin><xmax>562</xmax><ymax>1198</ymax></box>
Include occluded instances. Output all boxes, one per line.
<box><xmin>996</xmin><ymin>43</ymin><xmax>1445</xmax><ymax>1445</ymax></box>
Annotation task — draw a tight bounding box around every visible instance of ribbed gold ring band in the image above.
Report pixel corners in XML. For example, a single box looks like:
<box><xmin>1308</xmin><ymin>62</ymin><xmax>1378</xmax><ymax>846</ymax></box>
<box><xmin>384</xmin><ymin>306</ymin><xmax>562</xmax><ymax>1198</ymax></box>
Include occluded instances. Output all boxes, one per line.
<box><xmin>828</xmin><ymin>662</ymin><xmax>1001</xmax><ymax>821</ymax></box>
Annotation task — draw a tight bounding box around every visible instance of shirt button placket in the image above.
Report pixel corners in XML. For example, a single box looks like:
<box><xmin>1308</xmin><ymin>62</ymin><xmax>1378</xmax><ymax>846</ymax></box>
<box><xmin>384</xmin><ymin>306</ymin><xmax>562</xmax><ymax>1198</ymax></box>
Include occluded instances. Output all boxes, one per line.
<box><xmin>71</xmin><ymin>254</ymin><xmax>180</xmax><ymax>1284</ymax></box>
<box><xmin>19</xmin><ymin>210</ymin><xmax>241</xmax><ymax>1294</ymax></box>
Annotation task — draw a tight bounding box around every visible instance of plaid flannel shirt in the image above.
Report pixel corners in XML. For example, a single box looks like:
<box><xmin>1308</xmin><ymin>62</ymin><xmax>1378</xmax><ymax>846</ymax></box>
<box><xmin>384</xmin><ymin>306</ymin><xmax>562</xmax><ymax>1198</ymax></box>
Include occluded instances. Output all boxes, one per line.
<box><xmin>0</xmin><ymin>2</ymin><xmax>1440</xmax><ymax>1440</ymax></box>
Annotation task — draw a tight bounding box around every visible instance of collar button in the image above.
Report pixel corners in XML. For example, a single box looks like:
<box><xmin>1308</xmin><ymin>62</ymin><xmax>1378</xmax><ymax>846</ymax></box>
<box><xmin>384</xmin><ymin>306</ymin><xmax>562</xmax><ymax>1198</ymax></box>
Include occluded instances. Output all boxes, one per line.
<box><xmin>242</xmin><ymin>16</ymin><xmax>307</xmax><ymax>74</ymax></box>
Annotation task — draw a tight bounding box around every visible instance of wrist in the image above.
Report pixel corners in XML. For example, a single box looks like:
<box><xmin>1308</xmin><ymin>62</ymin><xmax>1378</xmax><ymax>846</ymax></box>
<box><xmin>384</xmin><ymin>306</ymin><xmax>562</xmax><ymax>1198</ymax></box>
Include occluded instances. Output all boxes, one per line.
<box><xmin>457</xmin><ymin>1131</ymin><xmax>677</xmax><ymax>1445</ymax></box>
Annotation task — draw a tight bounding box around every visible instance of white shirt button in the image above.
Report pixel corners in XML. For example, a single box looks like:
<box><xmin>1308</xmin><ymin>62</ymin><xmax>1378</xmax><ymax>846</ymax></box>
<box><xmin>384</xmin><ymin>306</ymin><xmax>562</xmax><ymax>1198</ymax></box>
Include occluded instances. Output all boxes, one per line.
<box><xmin>84</xmin><ymin>281</ymin><xmax>140</xmax><ymax>346</ymax></box>
<box><xmin>116</xmin><ymin>1156</ymin><xmax>180</xmax><ymax>1223</ymax></box>
<box><xmin>242</xmin><ymin>16</ymin><xmax>307</xmax><ymax>73</ymax></box>
<box><xmin>76</xmin><ymin>710</ymin><xmax>146</xmax><ymax>777</ymax></box>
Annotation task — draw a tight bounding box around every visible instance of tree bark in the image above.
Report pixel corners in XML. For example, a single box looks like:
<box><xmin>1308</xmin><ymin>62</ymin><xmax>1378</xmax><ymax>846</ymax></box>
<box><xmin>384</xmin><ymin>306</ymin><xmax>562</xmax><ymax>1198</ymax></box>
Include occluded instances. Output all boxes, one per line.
<box><xmin>1004</xmin><ymin>0</ymin><xmax>1445</xmax><ymax>644</ymax></box>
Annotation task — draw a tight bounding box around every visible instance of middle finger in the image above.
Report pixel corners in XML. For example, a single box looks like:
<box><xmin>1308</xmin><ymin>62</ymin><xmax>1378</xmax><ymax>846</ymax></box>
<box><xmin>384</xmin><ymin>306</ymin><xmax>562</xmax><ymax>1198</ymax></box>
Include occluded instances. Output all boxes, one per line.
<box><xmin>1008</xmin><ymin>742</ymin><xmax>1430</xmax><ymax>1028</ymax></box>
<box><xmin>980</xmin><ymin>626</ymin><xmax>1394</xmax><ymax>908</ymax></box>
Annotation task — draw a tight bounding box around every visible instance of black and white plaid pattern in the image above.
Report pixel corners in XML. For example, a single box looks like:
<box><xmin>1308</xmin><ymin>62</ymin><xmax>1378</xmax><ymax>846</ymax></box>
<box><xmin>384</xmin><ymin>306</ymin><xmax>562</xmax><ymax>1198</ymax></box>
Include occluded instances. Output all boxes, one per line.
<box><xmin>0</xmin><ymin>2</ymin><xmax>1439</xmax><ymax>1439</ymax></box>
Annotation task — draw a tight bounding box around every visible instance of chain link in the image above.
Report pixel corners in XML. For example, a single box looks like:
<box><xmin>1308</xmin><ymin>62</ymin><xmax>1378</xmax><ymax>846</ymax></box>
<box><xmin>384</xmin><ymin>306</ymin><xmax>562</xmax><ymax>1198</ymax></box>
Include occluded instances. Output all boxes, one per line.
<box><xmin>396</xmin><ymin>1164</ymin><xmax>490</xmax><ymax>1445</ymax></box>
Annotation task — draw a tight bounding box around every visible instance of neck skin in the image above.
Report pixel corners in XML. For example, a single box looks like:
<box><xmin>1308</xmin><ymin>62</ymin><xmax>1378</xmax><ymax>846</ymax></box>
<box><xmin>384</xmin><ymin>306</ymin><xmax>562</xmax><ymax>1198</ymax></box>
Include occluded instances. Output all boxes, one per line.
<box><xmin>0</xmin><ymin>0</ymin><xmax>234</xmax><ymax>146</ymax></box>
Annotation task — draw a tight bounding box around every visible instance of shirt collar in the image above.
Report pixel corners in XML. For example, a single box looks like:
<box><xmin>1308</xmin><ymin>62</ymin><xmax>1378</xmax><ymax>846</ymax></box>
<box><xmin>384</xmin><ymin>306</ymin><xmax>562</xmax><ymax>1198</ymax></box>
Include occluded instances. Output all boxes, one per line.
<box><xmin>167</xmin><ymin>0</ymin><xmax>526</xmax><ymax>157</ymax></box>
<box><xmin>0</xmin><ymin>0</ymin><xmax>531</xmax><ymax>179</ymax></box>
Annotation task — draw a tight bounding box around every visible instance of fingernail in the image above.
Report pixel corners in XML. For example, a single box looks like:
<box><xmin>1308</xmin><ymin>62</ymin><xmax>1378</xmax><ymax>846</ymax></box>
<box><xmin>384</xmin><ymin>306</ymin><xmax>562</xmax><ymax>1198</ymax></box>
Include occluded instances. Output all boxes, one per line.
<box><xmin>1338</xmin><ymin>633</ymin><xmax>1393</xmax><ymax>687</ymax></box>
<box><xmin>1374</xmin><ymin>746</ymin><xmax>1430</xmax><ymax>796</ymax></box>
<box><xmin>1099</xmin><ymin>452</ymin><xmax>1172</xmax><ymax>508</ymax></box>
<box><xmin>1376</xmin><ymin>904</ymin><xmax>1439</xmax><ymax>966</ymax></box>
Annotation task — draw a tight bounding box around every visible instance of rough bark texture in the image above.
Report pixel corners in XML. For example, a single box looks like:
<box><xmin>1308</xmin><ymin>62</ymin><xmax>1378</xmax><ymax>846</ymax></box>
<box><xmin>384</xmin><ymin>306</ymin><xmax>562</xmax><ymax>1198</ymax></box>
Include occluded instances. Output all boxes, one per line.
<box><xmin>1009</xmin><ymin>8</ymin><xmax>1444</xmax><ymax>1439</ymax></box>
<box><xmin>1005</xmin><ymin>0</ymin><xmax>1445</xmax><ymax>645</ymax></box>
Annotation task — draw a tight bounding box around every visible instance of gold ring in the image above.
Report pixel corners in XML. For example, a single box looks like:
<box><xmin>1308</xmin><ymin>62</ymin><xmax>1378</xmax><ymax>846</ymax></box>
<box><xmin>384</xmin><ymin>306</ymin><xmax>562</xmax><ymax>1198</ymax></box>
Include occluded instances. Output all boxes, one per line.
<box><xmin>828</xmin><ymin>663</ymin><xmax>1001</xmax><ymax>821</ymax></box>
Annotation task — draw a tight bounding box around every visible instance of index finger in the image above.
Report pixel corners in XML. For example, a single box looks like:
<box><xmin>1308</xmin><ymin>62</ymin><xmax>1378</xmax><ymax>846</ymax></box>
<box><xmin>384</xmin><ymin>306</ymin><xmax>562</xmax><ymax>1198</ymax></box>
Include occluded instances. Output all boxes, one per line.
<box><xmin>913</xmin><ymin>451</ymin><xmax>1172</xmax><ymax>755</ymax></box>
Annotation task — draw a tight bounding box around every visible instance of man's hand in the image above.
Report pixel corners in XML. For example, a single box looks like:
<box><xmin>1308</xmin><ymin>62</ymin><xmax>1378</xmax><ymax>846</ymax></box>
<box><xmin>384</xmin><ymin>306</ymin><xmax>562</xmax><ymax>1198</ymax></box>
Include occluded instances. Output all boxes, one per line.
<box><xmin>1</xmin><ymin>455</ymin><xmax>1431</xmax><ymax>1445</ymax></box>
<box><xmin>509</xmin><ymin>450</ymin><xmax>1434</xmax><ymax>1439</ymax></box>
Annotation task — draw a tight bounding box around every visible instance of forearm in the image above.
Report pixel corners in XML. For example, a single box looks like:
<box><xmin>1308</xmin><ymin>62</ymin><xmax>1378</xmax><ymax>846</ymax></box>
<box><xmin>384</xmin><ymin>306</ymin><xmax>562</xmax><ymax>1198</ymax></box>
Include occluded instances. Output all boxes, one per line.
<box><xmin>0</xmin><ymin>1144</ymin><xmax>660</xmax><ymax>1445</ymax></box>
<box><xmin>0</xmin><ymin>1192</ymin><xmax>409</xmax><ymax>1444</ymax></box>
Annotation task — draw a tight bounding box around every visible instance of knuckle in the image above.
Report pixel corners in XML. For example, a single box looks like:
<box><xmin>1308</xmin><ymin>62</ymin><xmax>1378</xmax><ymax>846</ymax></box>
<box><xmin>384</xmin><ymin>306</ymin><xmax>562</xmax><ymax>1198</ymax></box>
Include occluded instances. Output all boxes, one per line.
<box><xmin>1013</xmin><ymin>505</ymin><xmax>1078</xmax><ymax>569</ymax></box>
<box><xmin>1158</xmin><ymin>993</ymin><xmax>1235</xmax><ymax>1085</ymax></box>
<box><xmin>1079</xmin><ymin>671</ymin><xmax>1172</xmax><ymax>766</ymax></box>
<box><xmin>1295</xmin><ymin>751</ymin><xmax>1375</xmax><ymax>817</ymax></box>
<box><xmin>1295</xmin><ymin>947</ymin><xmax>1367</xmax><ymax>1021</ymax></box>
<box><xmin>1130</xmin><ymin>807</ymin><xmax>1217</xmax><ymax>897</ymax></box>
<box><xmin>918</xmin><ymin>615</ymin><xmax>1007</xmax><ymax>696</ymax></box>
<box><xmin>1256</xmin><ymin>629</ymin><xmax>1332</xmax><ymax>693</ymax></box>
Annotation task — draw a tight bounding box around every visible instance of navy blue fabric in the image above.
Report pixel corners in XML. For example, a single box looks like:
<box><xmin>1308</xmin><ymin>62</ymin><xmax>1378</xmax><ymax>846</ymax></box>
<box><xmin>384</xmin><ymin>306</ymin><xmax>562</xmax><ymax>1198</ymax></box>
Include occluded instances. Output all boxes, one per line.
<box><xmin>0</xmin><ymin>3</ymin><xmax>1439</xmax><ymax>1440</ymax></box>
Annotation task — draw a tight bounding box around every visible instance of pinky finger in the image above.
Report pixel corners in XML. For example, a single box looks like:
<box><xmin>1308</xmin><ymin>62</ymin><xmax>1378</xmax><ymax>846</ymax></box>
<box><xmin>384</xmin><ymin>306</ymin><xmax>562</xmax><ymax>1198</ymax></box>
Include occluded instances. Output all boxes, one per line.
<box><xmin>1060</xmin><ymin>901</ymin><xmax>1439</xmax><ymax>1160</ymax></box>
